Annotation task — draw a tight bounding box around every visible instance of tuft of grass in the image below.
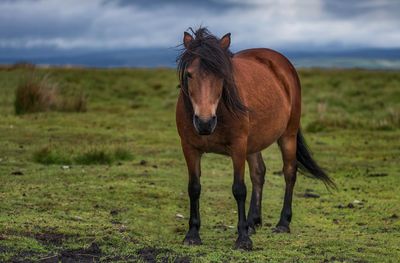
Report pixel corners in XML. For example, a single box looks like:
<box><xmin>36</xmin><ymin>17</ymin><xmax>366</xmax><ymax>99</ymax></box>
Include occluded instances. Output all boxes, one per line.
<box><xmin>14</xmin><ymin>72</ymin><xmax>87</xmax><ymax>114</ymax></box>
<box><xmin>33</xmin><ymin>147</ymin><xmax>133</xmax><ymax>165</ymax></box>
<box><xmin>33</xmin><ymin>147</ymin><xmax>72</xmax><ymax>165</ymax></box>
<box><xmin>74</xmin><ymin>149</ymin><xmax>114</xmax><ymax>165</ymax></box>
<box><xmin>14</xmin><ymin>74</ymin><xmax>59</xmax><ymax>115</ymax></box>
<box><xmin>114</xmin><ymin>147</ymin><xmax>134</xmax><ymax>161</ymax></box>
<box><xmin>60</xmin><ymin>93</ymin><xmax>87</xmax><ymax>113</ymax></box>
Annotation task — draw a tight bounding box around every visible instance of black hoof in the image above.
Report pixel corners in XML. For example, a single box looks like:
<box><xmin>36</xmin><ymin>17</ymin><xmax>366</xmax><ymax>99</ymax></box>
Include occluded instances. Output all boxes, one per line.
<box><xmin>272</xmin><ymin>225</ymin><xmax>290</xmax><ymax>233</ymax></box>
<box><xmin>248</xmin><ymin>226</ymin><xmax>256</xmax><ymax>236</ymax></box>
<box><xmin>183</xmin><ymin>233</ymin><xmax>202</xmax><ymax>246</ymax></box>
<box><xmin>234</xmin><ymin>235</ymin><xmax>253</xmax><ymax>250</ymax></box>
<box><xmin>247</xmin><ymin>220</ymin><xmax>261</xmax><ymax>236</ymax></box>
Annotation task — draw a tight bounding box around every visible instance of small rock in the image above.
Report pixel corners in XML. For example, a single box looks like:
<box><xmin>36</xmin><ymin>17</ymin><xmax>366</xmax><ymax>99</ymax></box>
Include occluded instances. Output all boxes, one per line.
<box><xmin>175</xmin><ymin>213</ymin><xmax>184</xmax><ymax>219</ymax></box>
<box><xmin>227</xmin><ymin>225</ymin><xmax>235</xmax><ymax>229</ymax></box>
<box><xmin>61</xmin><ymin>165</ymin><xmax>70</xmax><ymax>170</ymax></box>
<box><xmin>139</xmin><ymin>160</ymin><xmax>147</xmax><ymax>165</ymax></box>
<box><xmin>353</xmin><ymin>200</ymin><xmax>363</xmax><ymax>205</ymax></box>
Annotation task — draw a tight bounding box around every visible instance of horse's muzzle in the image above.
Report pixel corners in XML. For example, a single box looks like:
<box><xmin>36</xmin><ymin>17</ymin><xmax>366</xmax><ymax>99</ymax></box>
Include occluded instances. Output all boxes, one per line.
<box><xmin>193</xmin><ymin>115</ymin><xmax>217</xmax><ymax>135</ymax></box>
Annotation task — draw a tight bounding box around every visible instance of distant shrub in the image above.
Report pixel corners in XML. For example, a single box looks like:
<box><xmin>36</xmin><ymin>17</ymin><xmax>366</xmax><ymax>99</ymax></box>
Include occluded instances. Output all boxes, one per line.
<box><xmin>15</xmin><ymin>73</ymin><xmax>87</xmax><ymax>114</ymax></box>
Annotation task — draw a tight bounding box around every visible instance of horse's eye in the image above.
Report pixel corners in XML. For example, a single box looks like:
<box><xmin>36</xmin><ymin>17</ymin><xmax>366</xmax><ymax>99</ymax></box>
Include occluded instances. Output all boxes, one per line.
<box><xmin>185</xmin><ymin>72</ymin><xmax>192</xmax><ymax>79</ymax></box>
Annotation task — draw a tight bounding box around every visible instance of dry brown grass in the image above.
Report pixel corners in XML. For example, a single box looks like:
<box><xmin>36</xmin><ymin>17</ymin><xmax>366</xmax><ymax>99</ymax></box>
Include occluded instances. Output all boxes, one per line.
<box><xmin>14</xmin><ymin>72</ymin><xmax>87</xmax><ymax>114</ymax></box>
<box><xmin>14</xmin><ymin>74</ymin><xmax>59</xmax><ymax>114</ymax></box>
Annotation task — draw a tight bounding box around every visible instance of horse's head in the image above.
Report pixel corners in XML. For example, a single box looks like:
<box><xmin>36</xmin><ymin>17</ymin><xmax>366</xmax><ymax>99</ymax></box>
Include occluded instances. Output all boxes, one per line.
<box><xmin>179</xmin><ymin>29</ymin><xmax>232</xmax><ymax>135</ymax></box>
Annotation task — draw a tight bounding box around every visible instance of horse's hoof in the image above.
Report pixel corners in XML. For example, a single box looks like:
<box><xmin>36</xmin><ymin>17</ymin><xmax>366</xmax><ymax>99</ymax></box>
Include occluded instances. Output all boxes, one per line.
<box><xmin>234</xmin><ymin>235</ymin><xmax>253</xmax><ymax>250</ymax></box>
<box><xmin>183</xmin><ymin>234</ymin><xmax>202</xmax><ymax>246</ymax></box>
<box><xmin>248</xmin><ymin>226</ymin><xmax>256</xmax><ymax>236</ymax></box>
<box><xmin>272</xmin><ymin>225</ymin><xmax>290</xmax><ymax>233</ymax></box>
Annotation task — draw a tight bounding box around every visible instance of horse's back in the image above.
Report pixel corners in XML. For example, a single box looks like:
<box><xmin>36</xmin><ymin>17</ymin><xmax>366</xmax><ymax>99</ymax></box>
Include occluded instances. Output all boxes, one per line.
<box><xmin>234</xmin><ymin>48</ymin><xmax>300</xmax><ymax>103</ymax></box>
<box><xmin>232</xmin><ymin>48</ymin><xmax>302</xmax><ymax>152</ymax></box>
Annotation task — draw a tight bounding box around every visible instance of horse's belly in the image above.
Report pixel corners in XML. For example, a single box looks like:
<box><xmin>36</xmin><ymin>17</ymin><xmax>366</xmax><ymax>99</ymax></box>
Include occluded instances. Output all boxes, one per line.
<box><xmin>246</xmin><ymin>103</ymin><xmax>290</xmax><ymax>154</ymax></box>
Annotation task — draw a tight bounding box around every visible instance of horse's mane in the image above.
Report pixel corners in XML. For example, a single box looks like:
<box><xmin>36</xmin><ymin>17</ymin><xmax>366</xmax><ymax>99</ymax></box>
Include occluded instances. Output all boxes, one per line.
<box><xmin>177</xmin><ymin>27</ymin><xmax>247</xmax><ymax>116</ymax></box>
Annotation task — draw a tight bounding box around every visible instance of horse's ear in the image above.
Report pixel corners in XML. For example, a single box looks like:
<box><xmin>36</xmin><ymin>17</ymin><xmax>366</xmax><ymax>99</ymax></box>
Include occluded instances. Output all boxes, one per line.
<box><xmin>183</xmin><ymin>32</ymin><xmax>193</xmax><ymax>49</ymax></box>
<box><xmin>220</xmin><ymin>33</ymin><xmax>231</xmax><ymax>49</ymax></box>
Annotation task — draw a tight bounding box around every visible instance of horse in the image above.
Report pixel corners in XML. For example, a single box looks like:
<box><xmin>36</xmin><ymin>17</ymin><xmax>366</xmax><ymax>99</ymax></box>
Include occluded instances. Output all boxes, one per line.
<box><xmin>175</xmin><ymin>27</ymin><xmax>335</xmax><ymax>250</ymax></box>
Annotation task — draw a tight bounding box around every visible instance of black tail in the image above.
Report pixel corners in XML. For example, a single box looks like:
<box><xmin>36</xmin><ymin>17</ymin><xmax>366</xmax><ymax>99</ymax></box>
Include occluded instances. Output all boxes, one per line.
<box><xmin>296</xmin><ymin>130</ymin><xmax>336</xmax><ymax>190</ymax></box>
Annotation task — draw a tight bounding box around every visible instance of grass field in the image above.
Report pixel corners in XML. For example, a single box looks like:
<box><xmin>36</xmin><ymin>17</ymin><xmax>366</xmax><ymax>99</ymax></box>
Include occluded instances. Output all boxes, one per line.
<box><xmin>0</xmin><ymin>66</ymin><xmax>399</xmax><ymax>262</ymax></box>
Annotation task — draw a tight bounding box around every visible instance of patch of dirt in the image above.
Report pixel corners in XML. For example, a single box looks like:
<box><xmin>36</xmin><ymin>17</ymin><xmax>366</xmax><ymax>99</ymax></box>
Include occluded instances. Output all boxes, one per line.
<box><xmin>175</xmin><ymin>256</ymin><xmax>191</xmax><ymax>263</ymax></box>
<box><xmin>367</xmin><ymin>172</ymin><xmax>388</xmax><ymax>177</ymax></box>
<box><xmin>34</xmin><ymin>232</ymin><xmax>73</xmax><ymax>246</ymax></box>
<box><xmin>383</xmin><ymin>213</ymin><xmax>399</xmax><ymax>221</ymax></box>
<box><xmin>135</xmin><ymin>247</ymin><xmax>191</xmax><ymax>263</ymax></box>
<box><xmin>299</xmin><ymin>189</ymin><xmax>320</xmax><ymax>198</ymax></box>
<box><xmin>272</xmin><ymin>170</ymin><xmax>283</xmax><ymax>176</ymax></box>
<box><xmin>137</xmin><ymin>247</ymin><xmax>172</xmax><ymax>262</ymax></box>
<box><xmin>59</xmin><ymin>242</ymin><xmax>101</xmax><ymax>263</ymax></box>
<box><xmin>10</xmin><ymin>170</ymin><xmax>24</xmax><ymax>176</ymax></box>
<box><xmin>303</xmin><ymin>192</ymin><xmax>320</xmax><ymax>198</ymax></box>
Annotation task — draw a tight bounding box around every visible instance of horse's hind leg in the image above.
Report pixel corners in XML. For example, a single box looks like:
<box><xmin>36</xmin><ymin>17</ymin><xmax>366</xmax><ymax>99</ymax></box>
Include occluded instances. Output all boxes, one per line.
<box><xmin>274</xmin><ymin>134</ymin><xmax>297</xmax><ymax>233</ymax></box>
<box><xmin>246</xmin><ymin>152</ymin><xmax>266</xmax><ymax>235</ymax></box>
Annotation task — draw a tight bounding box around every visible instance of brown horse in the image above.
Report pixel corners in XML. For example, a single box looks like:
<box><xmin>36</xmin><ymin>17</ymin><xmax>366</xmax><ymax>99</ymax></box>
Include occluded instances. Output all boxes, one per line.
<box><xmin>175</xmin><ymin>27</ymin><xmax>335</xmax><ymax>250</ymax></box>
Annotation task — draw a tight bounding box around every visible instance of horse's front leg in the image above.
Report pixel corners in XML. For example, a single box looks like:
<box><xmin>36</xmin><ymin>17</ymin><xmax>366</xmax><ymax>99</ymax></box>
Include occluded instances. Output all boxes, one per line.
<box><xmin>182</xmin><ymin>143</ymin><xmax>202</xmax><ymax>245</ymax></box>
<box><xmin>231</xmin><ymin>142</ymin><xmax>253</xmax><ymax>250</ymax></box>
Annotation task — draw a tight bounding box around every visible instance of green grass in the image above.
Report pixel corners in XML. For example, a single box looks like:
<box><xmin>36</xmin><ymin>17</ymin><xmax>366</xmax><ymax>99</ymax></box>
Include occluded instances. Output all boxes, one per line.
<box><xmin>0</xmin><ymin>67</ymin><xmax>399</xmax><ymax>262</ymax></box>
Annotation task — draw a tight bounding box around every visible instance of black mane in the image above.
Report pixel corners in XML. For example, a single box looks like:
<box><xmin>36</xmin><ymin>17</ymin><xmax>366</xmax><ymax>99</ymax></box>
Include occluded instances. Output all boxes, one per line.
<box><xmin>177</xmin><ymin>27</ymin><xmax>247</xmax><ymax>116</ymax></box>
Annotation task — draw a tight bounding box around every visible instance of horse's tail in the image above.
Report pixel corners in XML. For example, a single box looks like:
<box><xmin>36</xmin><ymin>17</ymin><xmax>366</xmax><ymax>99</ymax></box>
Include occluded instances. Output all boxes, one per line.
<box><xmin>296</xmin><ymin>130</ymin><xmax>336</xmax><ymax>190</ymax></box>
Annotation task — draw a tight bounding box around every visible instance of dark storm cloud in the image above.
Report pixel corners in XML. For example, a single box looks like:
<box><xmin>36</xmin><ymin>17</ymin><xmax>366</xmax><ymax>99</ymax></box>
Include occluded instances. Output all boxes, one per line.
<box><xmin>323</xmin><ymin>0</ymin><xmax>400</xmax><ymax>19</ymax></box>
<box><xmin>103</xmin><ymin>0</ymin><xmax>252</xmax><ymax>10</ymax></box>
<box><xmin>0</xmin><ymin>0</ymin><xmax>399</xmax><ymax>50</ymax></box>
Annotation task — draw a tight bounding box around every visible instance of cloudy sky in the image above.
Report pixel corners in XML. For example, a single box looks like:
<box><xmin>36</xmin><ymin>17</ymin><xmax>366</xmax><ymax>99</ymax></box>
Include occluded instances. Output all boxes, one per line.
<box><xmin>1</xmin><ymin>0</ymin><xmax>400</xmax><ymax>52</ymax></box>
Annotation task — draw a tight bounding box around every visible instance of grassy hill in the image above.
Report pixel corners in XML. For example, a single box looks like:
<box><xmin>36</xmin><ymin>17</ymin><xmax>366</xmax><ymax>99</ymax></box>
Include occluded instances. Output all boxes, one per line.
<box><xmin>0</xmin><ymin>66</ymin><xmax>399</xmax><ymax>262</ymax></box>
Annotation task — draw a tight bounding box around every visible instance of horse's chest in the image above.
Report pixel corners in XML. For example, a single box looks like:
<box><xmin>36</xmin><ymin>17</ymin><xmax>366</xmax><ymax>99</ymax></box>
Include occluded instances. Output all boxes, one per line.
<box><xmin>191</xmin><ymin>132</ymin><xmax>230</xmax><ymax>155</ymax></box>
